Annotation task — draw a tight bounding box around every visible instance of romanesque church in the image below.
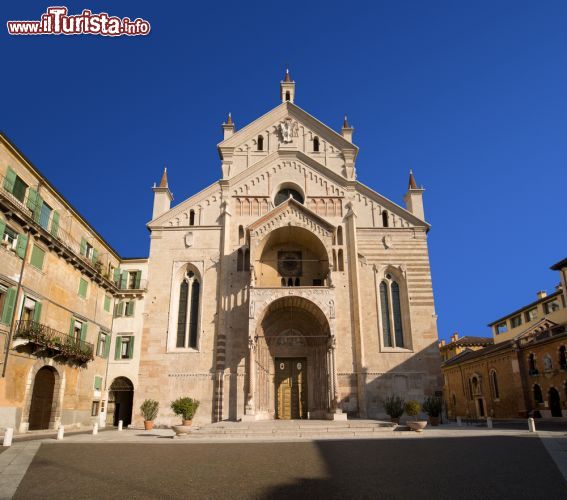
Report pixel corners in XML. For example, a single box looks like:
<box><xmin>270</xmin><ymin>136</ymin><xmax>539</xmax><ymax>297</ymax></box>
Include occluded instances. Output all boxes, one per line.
<box><xmin>135</xmin><ymin>71</ymin><xmax>441</xmax><ymax>424</ymax></box>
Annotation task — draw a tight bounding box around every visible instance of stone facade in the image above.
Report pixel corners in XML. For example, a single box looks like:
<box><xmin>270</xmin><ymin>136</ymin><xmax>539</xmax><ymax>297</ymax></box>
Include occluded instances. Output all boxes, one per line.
<box><xmin>442</xmin><ymin>260</ymin><xmax>567</xmax><ymax>419</ymax></box>
<box><xmin>134</xmin><ymin>74</ymin><xmax>442</xmax><ymax>426</ymax></box>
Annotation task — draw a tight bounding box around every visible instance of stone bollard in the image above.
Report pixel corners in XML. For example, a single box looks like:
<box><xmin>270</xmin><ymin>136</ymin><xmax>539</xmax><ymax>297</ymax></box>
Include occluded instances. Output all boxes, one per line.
<box><xmin>92</xmin><ymin>423</ymin><xmax>98</xmax><ymax>435</ymax></box>
<box><xmin>487</xmin><ymin>417</ymin><xmax>493</xmax><ymax>429</ymax></box>
<box><xmin>456</xmin><ymin>416</ymin><xmax>462</xmax><ymax>427</ymax></box>
<box><xmin>57</xmin><ymin>426</ymin><xmax>64</xmax><ymax>440</ymax></box>
<box><xmin>3</xmin><ymin>428</ymin><xmax>14</xmax><ymax>447</ymax></box>
<box><xmin>118</xmin><ymin>420</ymin><xmax>123</xmax><ymax>431</ymax></box>
<box><xmin>528</xmin><ymin>417</ymin><xmax>536</xmax><ymax>433</ymax></box>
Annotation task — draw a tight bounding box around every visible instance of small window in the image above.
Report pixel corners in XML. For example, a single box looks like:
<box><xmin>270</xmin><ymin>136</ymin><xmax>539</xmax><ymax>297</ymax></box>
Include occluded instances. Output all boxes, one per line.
<box><xmin>39</xmin><ymin>202</ymin><xmax>52</xmax><ymax>230</ymax></box>
<box><xmin>274</xmin><ymin>188</ymin><xmax>304</xmax><ymax>206</ymax></box>
<box><xmin>30</xmin><ymin>245</ymin><xmax>45</xmax><ymax>270</ymax></box>
<box><xmin>104</xmin><ymin>295</ymin><xmax>111</xmax><ymax>313</ymax></box>
<box><xmin>558</xmin><ymin>345</ymin><xmax>566</xmax><ymax>369</ymax></box>
<box><xmin>21</xmin><ymin>297</ymin><xmax>39</xmax><ymax>323</ymax></box>
<box><xmin>115</xmin><ymin>335</ymin><xmax>134</xmax><ymax>360</ymax></box>
<box><xmin>2</xmin><ymin>225</ymin><xmax>18</xmax><ymax>249</ymax></box>
<box><xmin>238</xmin><ymin>225</ymin><xmax>245</xmax><ymax>245</ymax></box>
<box><xmin>313</xmin><ymin>137</ymin><xmax>320</xmax><ymax>152</ymax></box>
<box><xmin>285</xmin><ymin>91</ymin><xmax>290</xmax><ymax>101</ymax></box>
<box><xmin>78</xmin><ymin>277</ymin><xmax>89</xmax><ymax>299</ymax></box>
<box><xmin>490</xmin><ymin>370</ymin><xmax>500</xmax><ymax>399</ymax></box>
<box><xmin>510</xmin><ymin>315</ymin><xmax>522</xmax><ymax>328</ymax></box>
<box><xmin>94</xmin><ymin>376</ymin><xmax>102</xmax><ymax>391</ymax></box>
<box><xmin>533</xmin><ymin>384</ymin><xmax>543</xmax><ymax>404</ymax></box>
<box><xmin>525</xmin><ymin>308</ymin><xmax>538</xmax><ymax>322</ymax></box>
<box><xmin>71</xmin><ymin>318</ymin><xmax>83</xmax><ymax>340</ymax></box>
<box><xmin>124</xmin><ymin>300</ymin><xmax>135</xmax><ymax>317</ymax></box>
<box><xmin>96</xmin><ymin>332</ymin><xmax>109</xmax><ymax>358</ymax></box>
<box><xmin>3</xmin><ymin>167</ymin><xmax>28</xmax><ymax>203</ymax></box>
<box><xmin>189</xmin><ymin>210</ymin><xmax>195</xmax><ymax>226</ymax></box>
<box><xmin>257</xmin><ymin>135</ymin><xmax>264</xmax><ymax>151</ymax></box>
<box><xmin>495</xmin><ymin>322</ymin><xmax>508</xmax><ymax>335</ymax></box>
<box><xmin>337</xmin><ymin>249</ymin><xmax>344</xmax><ymax>272</ymax></box>
<box><xmin>528</xmin><ymin>353</ymin><xmax>537</xmax><ymax>374</ymax></box>
<box><xmin>114</xmin><ymin>301</ymin><xmax>125</xmax><ymax>318</ymax></box>
<box><xmin>337</xmin><ymin>226</ymin><xmax>343</xmax><ymax>246</ymax></box>
<box><xmin>91</xmin><ymin>401</ymin><xmax>100</xmax><ymax>417</ymax></box>
<box><xmin>382</xmin><ymin>211</ymin><xmax>389</xmax><ymax>228</ymax></box>
<box><xmin>544</xmin><ymin>299</ymin><xmax>560</xmax><ymax>314</ymax></box>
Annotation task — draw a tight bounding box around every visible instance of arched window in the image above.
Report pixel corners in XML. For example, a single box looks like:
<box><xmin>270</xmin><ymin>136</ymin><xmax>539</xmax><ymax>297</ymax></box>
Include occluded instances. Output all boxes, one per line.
<box><xmin>244</xmin><ymin>248</ymin><xmax>250</xmax><ymax>272</ymax></box>
<box><xmin>337</xmin><ymin>249</ymin><xmax>344</xmax><ymax>272</ymax></box>
<box><xmin>294</xmin><ymin>277</ymin><xmax>300</xmax><ymax>286</ymax></box>
<box><xmin>332</xmin><ymin>249</ymin><xmax>337</xmax><ymax>270</ymax></box>
<box><xmin>189</xmin><ymin>210</ymin><xmax>195</xmax><ymax>226</ymax></box>
<box><xmin>533</xmin><ymin>384</ymin><xmax>543</xmax><ymax>404</ymax></box>
<box><xmin>379</xmin><ymin>276</ymin><xmax>406</xmax><ymax>348</ymax></box>
<box><xmin>238</xmin><ymin>225</ymin><xmax>244</xmax><ymax>245</ymax></box>
<box><xmin>490</xmin><ymin>370</ymin><xmax>500</xmax><ymax>399</ymax></box>
<box><xmin>559</xmin><ymin>345</ymin><xmax>566</xmax><ymax>369</ymax></box>
<box><xmin>543</xmin><ymin>354</ymin><xmax>553</xmax><ymax>371</ymax></box>
<box><xmin>382</xmin><ymin>210</ymin><xmax>389</xmax><ymax>228</ymax></box>
<box><xmin>379</xmin><ymin>281</ymin><xmax>392</xmax><ymax>347</ymax></box>
<box><xmin>287</xmin><ymin>278</ymin><xmax>293</xmax><ymax>287</ymax></box>
<box><xmin>274</xmin><ymin>188</ymin><xmax>304</xmax><ymax>206</ymax></box>
<box><xmin>285</xmin><ymin>91</ymin><xmax>290</xmax><ymax>101</ymax></box>
<box><xmin>337</xmin><ymin>226</ymin><xmax>343</xmax><ymax>245</ymax></box>
<box><xmin>257</xmin><ymin>135</ymin><xmax>264</xmax><ymax>151</ymax></box>
<box><xmin>237</xmin><ymin>249</ymin><xmax>243</xmax><ymax>271</ymax></box>
<box><xmin>176</xmin><ymin>271</ymin><xmax>200</xmax><ymax>349</ymax></box>
<box><xmin>528</xmin><ymin>353</ymin><xmax>537</xmax><ymax>374</ymax></box>
<box><xmin>313</xmin><ymin>136</ymin><xmax>320</xmax><ymax>152</ymax></box>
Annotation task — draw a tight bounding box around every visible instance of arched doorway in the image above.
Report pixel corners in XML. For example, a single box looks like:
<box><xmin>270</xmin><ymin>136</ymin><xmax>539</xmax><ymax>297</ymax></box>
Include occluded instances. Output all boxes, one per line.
<box><xmin>28</xmin><ymin>366</ymin><xmax>57</xmax><ymax>430</ymax></box>
<box><xmin>254</xmin><ymin>296</ymin><xmax>332</xmax><ymax>420</ymax></box>
<box><xmin>107</xmin><ymin>377</ymin><xmax>134</xmax><ymax>427</ymax></box>
<box><xmin>549</xmin><ymin>387</ymin><xmax>562</xmax><ymax>417</ymax></box>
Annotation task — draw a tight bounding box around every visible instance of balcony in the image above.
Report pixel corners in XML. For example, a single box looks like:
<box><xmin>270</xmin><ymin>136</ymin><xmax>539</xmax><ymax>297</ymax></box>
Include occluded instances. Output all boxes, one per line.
<box><xmin>14</xmin><ymin>320</ymin><xmax>94</xmax><ymax>364</ymax></box>
<box><xmin>115</xmin><ymin>278</ymin><xmax>148</xmax><ymax>298</ymax></box>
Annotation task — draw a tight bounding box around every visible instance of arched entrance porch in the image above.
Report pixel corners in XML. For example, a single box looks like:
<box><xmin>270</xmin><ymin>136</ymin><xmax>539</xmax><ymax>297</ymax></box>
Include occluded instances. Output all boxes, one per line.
<box><xmin>247</xmin><ymin>296</ymin><xmax>337</xmax><ymax>420</ymax></box>
<box><xmin>107</xmin><ymin>377</ymin><xmax>134</xmax><ymax>427</ymax></box>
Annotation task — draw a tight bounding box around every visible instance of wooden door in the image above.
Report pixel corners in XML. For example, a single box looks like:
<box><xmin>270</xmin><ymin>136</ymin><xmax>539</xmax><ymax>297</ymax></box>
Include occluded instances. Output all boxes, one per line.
<box><xmin>275</xmin><ymin>358</ymin><xmax>307</xmax><ymax>419</ymax></box>
<box><xmin>29</xmin><ymin>367</ymin><xmax>55</xmax><ymax>430</ymax></box>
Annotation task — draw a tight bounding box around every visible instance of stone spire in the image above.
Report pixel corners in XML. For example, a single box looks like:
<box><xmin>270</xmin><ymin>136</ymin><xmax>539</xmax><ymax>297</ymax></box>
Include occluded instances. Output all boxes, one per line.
<box><xmin>152</xmin><ymin>166</ymin><xmax>173</xmax><ymax>220</ymax></box>
<box><xmin>222</xmin><ymin>112</ymin><xmax>235</xmax><ymax>140</ymax></box>
<box><xmin>280</xmin><ymin>68</ymin><xmax>295</xmax><ymax>103</ymax></box>
<box><xmin>341</xmin><ymin>115</ymin><xmax>354</xmax><ymax>142</ymax></box>
<box><xmin>403</xmin><ymin>169</ymin><xmax>425</xmax><ymax>220</ymax></box>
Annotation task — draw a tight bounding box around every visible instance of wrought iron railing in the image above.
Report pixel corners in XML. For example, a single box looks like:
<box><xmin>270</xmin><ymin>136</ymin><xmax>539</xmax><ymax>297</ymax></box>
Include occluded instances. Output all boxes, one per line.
<box><xmin>15</xmin><ymin>320</ymin><xmax>94</xmax><ymax>363</ymax></box>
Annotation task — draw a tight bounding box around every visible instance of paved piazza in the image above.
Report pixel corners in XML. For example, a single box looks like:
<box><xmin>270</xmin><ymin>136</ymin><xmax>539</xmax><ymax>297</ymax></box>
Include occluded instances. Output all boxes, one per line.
<box><xmin>0</xmin><ymin>424</ymin><xmax>564</xmax><ymax>499</ymax></box>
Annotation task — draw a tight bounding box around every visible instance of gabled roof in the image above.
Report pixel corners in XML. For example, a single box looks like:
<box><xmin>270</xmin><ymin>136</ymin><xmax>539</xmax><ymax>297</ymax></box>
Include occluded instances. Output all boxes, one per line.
<box><xmin>442</xmin><ymin>340</ymin><xmax>514</xmax><ymax>367</ymax></box>
<box><xmin>551</xmin><ymin>257</ymin><xmax>567</xmax><ymax>270</ymax></box>
<box><xmin>248</xmin><ymin>196</ymin><xmax>335</xmax><ymax>233</ymax></box>
<box><xmin>217</xmin><ymin>101</ymin><xmax>358</xmax><ymax>153</ymax></box>
<box><xmin>439</xmin><ymin>336</ymin><xmax>493</xmax><ymax>350</ymax></box>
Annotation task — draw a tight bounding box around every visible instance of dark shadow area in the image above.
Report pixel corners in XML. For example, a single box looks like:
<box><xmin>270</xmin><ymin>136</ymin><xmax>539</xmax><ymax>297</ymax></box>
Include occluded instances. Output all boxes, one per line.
<box><xmin>14</xmin><ymin>436</ymin><xmax>566</xmax><ymax>500</ymax></box>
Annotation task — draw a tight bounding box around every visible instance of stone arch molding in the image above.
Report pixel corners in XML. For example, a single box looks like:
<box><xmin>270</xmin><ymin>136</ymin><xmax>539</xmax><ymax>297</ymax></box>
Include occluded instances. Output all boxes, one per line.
<box><xmin>20</xmin><ymin>358</ymin><xmax>65</xmax><ymax>433</ymax></box>
<box><xmin>249</xmin><ymin>289</ymin><xmax>336</xmax><ymax>340</ymax></box>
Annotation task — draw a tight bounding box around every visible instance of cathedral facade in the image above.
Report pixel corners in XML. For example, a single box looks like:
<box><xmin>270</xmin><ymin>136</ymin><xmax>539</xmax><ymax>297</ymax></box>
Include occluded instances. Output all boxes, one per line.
<box><xmin>135</xmin><ymin>73</ymin><xmax>442</xmax><ymax>425</ymax></box>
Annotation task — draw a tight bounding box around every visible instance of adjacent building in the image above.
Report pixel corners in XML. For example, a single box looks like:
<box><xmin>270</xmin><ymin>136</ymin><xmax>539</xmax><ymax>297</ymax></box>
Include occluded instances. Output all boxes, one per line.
<box><xmin>442</xmin><ymin>260</ymin><xmax>567</xmax><ymax>419</ymax></box>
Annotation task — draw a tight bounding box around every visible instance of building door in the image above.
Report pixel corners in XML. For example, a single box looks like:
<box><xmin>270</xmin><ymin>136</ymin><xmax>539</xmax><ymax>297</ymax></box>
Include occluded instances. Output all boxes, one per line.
<box><xmin>549</xmin><ymin>388</ymin><xmax>562</xmax><ymax>417</ymax></box>
<box><xmin>275</xmin><ymin>358</ymin><xmax>307</xmax><ymax>419</ymax></box>
<box><xmin>28</xmin><ymin>367</ymin><xmax>56</xmax><ymax>430</ymax></box>
<box><xmin>107</xmin><ymin>377</ymin><xmax>134</xmax><ymax>427</ymax></box>
<box><xmin>477</xmin><ymin>398</ymin><xmax>485</xmax><ymax>418</ymax></box>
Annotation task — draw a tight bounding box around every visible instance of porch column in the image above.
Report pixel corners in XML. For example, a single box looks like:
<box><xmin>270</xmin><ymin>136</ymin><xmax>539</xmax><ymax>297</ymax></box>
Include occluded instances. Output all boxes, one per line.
<box><xmin>245</xmin><ymin>336</ymin><xmax>256</xmax><ymax>415</ymax></box>
<box><xmin>328</xmin><ymin>336</ymin><xmax>339</xmax><ymax>411</ymax></box>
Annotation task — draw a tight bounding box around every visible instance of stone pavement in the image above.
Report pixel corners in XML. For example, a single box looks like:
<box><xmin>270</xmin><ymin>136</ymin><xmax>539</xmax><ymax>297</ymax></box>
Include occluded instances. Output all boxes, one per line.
<box><xmin>0</xmin><ymin>422</ymin><xmax>565</xmax><ymax>499</ymax></box>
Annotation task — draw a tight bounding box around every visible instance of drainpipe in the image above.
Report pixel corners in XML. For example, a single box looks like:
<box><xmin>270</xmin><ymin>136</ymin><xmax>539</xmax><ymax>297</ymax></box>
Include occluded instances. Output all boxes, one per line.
<box><xmin>2</xmin><ymin>228</ymin><xmax>32</xmax><ymax>377</ymax></box>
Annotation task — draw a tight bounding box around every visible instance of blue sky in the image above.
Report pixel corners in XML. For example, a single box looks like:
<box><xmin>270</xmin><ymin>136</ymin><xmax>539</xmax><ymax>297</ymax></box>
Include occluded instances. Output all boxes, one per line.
<box><xmin>2</xmin><ymin>1</ymin><xmax>566</xmax><ymax>340</ymax></box>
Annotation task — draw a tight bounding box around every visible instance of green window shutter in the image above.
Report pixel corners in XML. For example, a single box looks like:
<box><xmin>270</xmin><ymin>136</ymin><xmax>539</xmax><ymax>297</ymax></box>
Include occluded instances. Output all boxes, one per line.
<box><xmin>16</xmin><ymin>233</ymin><xmax>28</xmax><ymax>259</ymax></box>
<box><xmin>0</xmin><ymin>288</ymin><xmax>16</xmax><ymax>325</ymax></box>
<box><xmin>120</xmin><ymin>271</ymin><xmax>128</xmax><ymax>289</ymax></box>
<box><xmin>114</xmin><ymin>336</ymin><xmax>122</xmax><ymax>360</ymax></box>
<box><xmin>114</xmin><ymin>301</ymin><xmax>124</xmax><ymax>317</ymax></box>
<box><xmin>92</xmin><ymin>248</ymin><xmax>98</xmax><ymax>264</ymax></box>
<box><xmin>26</xmin><ymin>189</ymin><xmax>43</xmax><ymax>222</ymax></box>
<box><xmin>80</xmin><ymin>322</ymin><xmax>88</xmax><ymax>342</ymax></box>
<box><xmin>78</xmin><ymin>278</ymin><xmax>88</xmax><ymax>298</ymax></box>
<box><xmin>32</xmin><ymin>301</ymin><xmax>42</xmax><ymax>323</ymax></box>
<box><xmin>104</xmin><ymin>333</ymin><xmax>111</xmax><ymax>358</ymax></box>
<box><xmin>94</xmin><ymin>376</ymin><xmax>102</xmax><ymax>390</ymax></box>
<box><xmin>0</xmin><ymin>219</ymin><xmax>6</xmax><ymax>240</ymax></box>
<box><xmin>104</xmin><ymin>295</ymin><xmax>111</xmax><ymax>312</ymax></box>
<box><xmin>3</xmin><ymin>167</ymin><xmax>17</xmax><ymax>194</ymax></box>
<box><xmin>127</xmin><ymin>337</ymin><xmax>135</xmax><ymax>359</ymax></box>
<box><xmin>50</xmin><ymin>210</ymin><xmax>59</xmax><ymax>237</ymax></box>
<box><xmin>69</xmin><ymin>318</ymin><xmax>75</xmax><ymax>336</ymax></box>
<box><xmin>134</xmin><ymin>271</ymin><xmax>142</xmax><ymax>289</ymax></box>
<box><xmin>113</xmin><ymin>268</ymin><xmax>121</xmax><ymax>284</ymax></box>
<box><xmin>80</xmin><ymin>238</ymin><xmax>87</xmax><ymax>256</ymax></box>
<box><xmin>30</xmin><ymin>245</ymin><xmax>45</xmax><ymax>270</ymax></box>
<box><xmin>126</xmin><ymin>301</ymin><xmax>135</xmax><ymax>317</ymax></box>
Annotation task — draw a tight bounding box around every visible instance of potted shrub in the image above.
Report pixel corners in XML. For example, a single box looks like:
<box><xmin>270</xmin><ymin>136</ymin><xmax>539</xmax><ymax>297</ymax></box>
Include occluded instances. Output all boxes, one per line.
<box><xmin>170</xmin><ymin>397</ymin><xmax>199</xmax><ymax>436</ymax></box>
<box><xmin>140</xmin><ymin>399</ymin><xmax>159</xmax><ymax>430</ymax></box>
<box><xmin>382</xmin><ymin>394</ymin><xmax>405</xmax><ymax>424</ymax></box>
<box><xmin>422</xmin><ymin>396</ymin><xmax>443</xmax><ymax>426</ymax></box>
<box><xmin>405</xmin><ymin>400</ymin><xmax>427</xmax><ymax>432</ymax></box>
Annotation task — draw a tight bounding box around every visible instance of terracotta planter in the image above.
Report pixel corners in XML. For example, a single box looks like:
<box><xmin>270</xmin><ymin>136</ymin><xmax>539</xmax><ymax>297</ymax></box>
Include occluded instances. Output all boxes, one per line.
<box><xmin>390</xmin><ymin>417</ymin><xmax>400</xmax><ymax>424</ymax></box>
<box><xmin>407</xmin><ymin>420</ymin><xmax>428</xmax><ymax>432</ymax></box>
<box><xmin>429</xmin><ymin>416</ymin><xmax>440</xmax><ymax>426</ymax></box>
<box><xmin>144</xmin><ymin>420</ymin><xmax>154</xmax><ymax>431</ymax></box>
<box><xmin>182</xmin><ymin>419</ymin><xmax>193</xmax><ymax>426</ymax></box>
